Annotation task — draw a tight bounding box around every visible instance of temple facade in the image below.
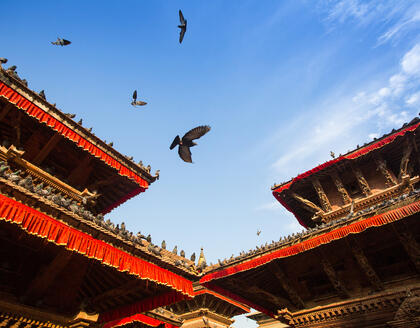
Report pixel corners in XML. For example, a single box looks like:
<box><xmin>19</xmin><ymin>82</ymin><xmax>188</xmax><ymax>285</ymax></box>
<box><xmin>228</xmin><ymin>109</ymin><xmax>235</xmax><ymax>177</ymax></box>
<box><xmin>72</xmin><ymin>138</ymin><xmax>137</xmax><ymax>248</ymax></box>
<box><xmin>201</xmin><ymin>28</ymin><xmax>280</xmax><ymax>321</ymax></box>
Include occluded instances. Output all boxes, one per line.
<box><xmin>0</xmin><ymin>60</ymin><xmax>419</xmax><ymax>328</ymax></box>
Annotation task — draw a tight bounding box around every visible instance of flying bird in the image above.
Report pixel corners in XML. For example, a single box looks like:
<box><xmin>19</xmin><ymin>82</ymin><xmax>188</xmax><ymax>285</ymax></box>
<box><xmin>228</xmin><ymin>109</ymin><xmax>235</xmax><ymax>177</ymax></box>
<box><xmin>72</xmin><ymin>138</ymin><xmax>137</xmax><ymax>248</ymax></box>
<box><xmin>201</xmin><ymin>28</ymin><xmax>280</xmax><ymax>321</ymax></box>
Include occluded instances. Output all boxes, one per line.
<box><xmin>51</xmin><ymin>38</ymin><xmax>71</xmax><ymax>46</ymax></box>
<box><xmin>178</xmin><ymin>10</ymin><xmax>187</xmax><ymax>43</ymax></box>
<box><xmin>131</xmin><ymin>90</ymin><xmax>147</xmax><ymax>106</ymax></box>
<box><xmin>170</xmin><ymin>125</ymin><xmax>211</xmax><ymax>163</ymax></box>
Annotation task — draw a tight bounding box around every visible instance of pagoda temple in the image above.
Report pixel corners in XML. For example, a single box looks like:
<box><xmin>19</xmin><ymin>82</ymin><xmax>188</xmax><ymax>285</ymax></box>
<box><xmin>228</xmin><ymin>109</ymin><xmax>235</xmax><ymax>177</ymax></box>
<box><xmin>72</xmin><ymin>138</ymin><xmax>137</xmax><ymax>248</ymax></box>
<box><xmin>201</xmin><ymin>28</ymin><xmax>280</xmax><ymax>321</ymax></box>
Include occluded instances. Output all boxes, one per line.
<box><xmin>1</xmin><ymin>59</ymin><xmax>419</xmax><ymax>328</ymax></box>
<box><xmin>200</xmin><ymin>118</ymin><xmax>420</xmax><ymax>327</ymax></box>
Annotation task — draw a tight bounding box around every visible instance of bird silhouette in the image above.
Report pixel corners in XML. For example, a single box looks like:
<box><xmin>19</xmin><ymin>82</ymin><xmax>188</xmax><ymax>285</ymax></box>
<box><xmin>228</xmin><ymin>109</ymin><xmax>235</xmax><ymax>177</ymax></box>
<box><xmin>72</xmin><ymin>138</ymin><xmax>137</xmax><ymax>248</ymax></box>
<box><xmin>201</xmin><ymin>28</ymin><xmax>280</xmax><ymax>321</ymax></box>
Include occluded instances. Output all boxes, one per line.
<box><xmin>0</xmin><ymin>58</ymin><xmax>7</xmax><ymax>66</ymax></box>
<box><xmin>170</xmin><ymin>125</ymin><xmax>210</xmax><ymax>163</ymax></box>
<box><xmin>172</xmin><ymin>246</ymin><xmax>178</xmax><ymax>255</ymax></box>
<box><xmin>39</xmin><ymin>90</ymin><xmax>46</xmax><ymax>100</ymax></box>
<box><xmin>51</xmin><ymin>38</ymin><xmax>71</xmax><ymax>46</ymax></box>
<box><xmin>131</xmin><ymin>90</ymin><xmax>147</xmax><ymax>106</ymax></box>
<box><xmin>257</xmin><ymin>230</ymin><xmax>261</xmax><ymax>236</ymax></box>
<box><xmin>178</xmin><ymin>10</ymin><xmax>187</xmax><ymax>43</ymax></box>
<box><xmin>330</xmin><ymin>151</ymin><xmax>335</xmax><ymax>159</ymax></box>
<box><xmin>190</xmin><ymin>252</ymin><xmax>196</xmax><ymax>262</ymax></box>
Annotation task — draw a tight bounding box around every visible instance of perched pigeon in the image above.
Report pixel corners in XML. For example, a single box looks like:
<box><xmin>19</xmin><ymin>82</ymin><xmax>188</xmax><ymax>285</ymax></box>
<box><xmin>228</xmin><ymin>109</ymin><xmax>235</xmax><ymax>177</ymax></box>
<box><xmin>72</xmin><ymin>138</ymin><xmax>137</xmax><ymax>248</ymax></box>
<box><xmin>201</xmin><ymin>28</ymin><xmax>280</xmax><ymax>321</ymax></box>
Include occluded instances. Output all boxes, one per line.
<box><xmin>330</xmin><ymin>151</ymin><xmax>335</xmax><ymax>159</ymax></box>
<box><xmin>190</xmin><ymin>252</ymin><xmax>196</xmax><ymax>262</ymax></box>
<box><xmin>257</xmin><ymin>230</ymin><xmax>261</xmax><ymax>236</ymax></box>
<box><xmin>51</xmin><ymin>38</ymin><xmax>71</xmax><ymax>46</ymax></box>
<box><xmin>161</xmin><ymin>240</ymin><xmax>166</xmax><ymax>249</ymax></box>
<box><xmin>131</xmin><ymin>90</ymin><xmax>147</xmax><ymax>106</ymax></box>
<box><xmin>180</xmin><ymin>250</ymin><xmax>185</xmax><ymax>257</ymax></box>
<box><xmin>39</xmin><ymin>90</ymin><xmax>46</xmax><ymax>100</ymax></box>
<box><xmin>6</xmin><ymin>65</ymin><xmax>16</xmax><ymax>72</ymax></box>
<box><xmin>65</xmin><ymin>113</ymin><xmax>76</xmax><ymax>119</ymax></box>
<box><xmin>172</xmin><ymin>245</ymin><xmax>178</xmax><ymax>255</ymax></box>
<box><xmin>178</xmin><ymin>10</ymin><xmax>187</xmax><ymax>43</ymax></box>
<box><xmin>170</xmin><ymin>125</ymin><xmax>211</xmax><ymax>163</ymax></box>
<box><xmin>0</xmin><ymin>58</ymin><xmax>7</xmax><ymax>65</ymax></box>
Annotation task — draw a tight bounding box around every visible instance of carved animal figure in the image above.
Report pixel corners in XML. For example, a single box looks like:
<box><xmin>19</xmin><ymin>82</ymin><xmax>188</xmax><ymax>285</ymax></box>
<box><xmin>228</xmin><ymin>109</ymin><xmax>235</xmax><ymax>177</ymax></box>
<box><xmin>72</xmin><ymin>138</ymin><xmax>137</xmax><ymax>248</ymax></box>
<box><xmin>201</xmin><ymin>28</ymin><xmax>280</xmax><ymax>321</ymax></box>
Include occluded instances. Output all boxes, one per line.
<box><xmin>170</xmin><ymin>125</ymin><xmax>211</xmax><ymax>163</ymax></box>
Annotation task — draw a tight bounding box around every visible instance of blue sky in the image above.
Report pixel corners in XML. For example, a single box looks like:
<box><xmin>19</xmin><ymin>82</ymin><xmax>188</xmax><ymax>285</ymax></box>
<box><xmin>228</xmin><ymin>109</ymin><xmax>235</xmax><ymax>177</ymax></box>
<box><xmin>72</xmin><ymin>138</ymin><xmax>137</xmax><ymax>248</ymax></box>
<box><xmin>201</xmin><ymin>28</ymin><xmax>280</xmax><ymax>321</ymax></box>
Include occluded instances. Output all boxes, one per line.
<box><xmin>2</xmin><ymin>1</ymin><xmax>420</xmax><ymax>326</ymax></box>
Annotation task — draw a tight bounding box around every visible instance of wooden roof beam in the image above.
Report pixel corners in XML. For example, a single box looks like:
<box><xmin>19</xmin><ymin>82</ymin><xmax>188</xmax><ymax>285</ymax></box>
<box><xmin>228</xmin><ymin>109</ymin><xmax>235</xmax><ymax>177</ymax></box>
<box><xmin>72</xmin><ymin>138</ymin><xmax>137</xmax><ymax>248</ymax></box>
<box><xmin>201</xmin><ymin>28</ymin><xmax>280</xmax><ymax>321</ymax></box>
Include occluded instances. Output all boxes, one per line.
<box><xmin>352</xmin><ymin>165</ymin><xmax>371</xmax><ymax>197</ymax></box>
<box><xmin>320</xmin><ymin>257</ymin><xmax>350</xmax><ymax>299</ymax></box>
<box><xmin>331</xmin><ymin>171</ymin><xmax>351</xmax><ymax>205</ymax></box>
<box><xmin>23</xmin><ymin>249</ymin><xmax>72</xmax><ymax>303</ymax></box>
<box><xmin>269</xmin><ymin>263</ymin><xmax>305</xmax><ymax>309</ymax></box>
<box><xmin>88</xmin><ymin>279</ymin><xmax>148</xmax><ymax>307</ymax></box>
<box><xmin>348</xmin><ymin>240</ymin><xmax>384</xmax><ymax>291</ymax></box>
<box><xmin>394</xmin><ymin>228</ymin><xmax>420</xmax><ymax>273</ymax></box>
<box><xmin>0</xmin><ymin>102</ymin><xmax>13</xmax><ymax>122</ymax></box>
<box><xmin>32</xmin><ymin>134</ymin><xmax>62</xmax><ymax>166</ymax></box>
<box><xmin>312</xmin><ymin>178</ymin><xmax>332</xmax><ymax>212</ymax></box>
<box><xmin>399</xmin><ymin>139</ymin><xmax>413</xmax><ymax>181</ymax></box>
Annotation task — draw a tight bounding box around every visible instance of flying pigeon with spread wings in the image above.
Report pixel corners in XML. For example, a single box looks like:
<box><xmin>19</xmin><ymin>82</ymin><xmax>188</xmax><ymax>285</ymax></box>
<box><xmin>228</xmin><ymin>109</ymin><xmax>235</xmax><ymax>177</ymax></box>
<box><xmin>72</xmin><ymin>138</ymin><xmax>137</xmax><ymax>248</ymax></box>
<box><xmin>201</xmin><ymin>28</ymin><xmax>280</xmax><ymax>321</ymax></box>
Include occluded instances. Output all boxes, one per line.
<box><xmin>131</xmin><ymin>90</ymin><xmax>147</xmax><ymax>107</ymax></box>
<box><xmin>178</xmin><ymin>10</ymin><xmax>187</xmax><ymax>43</ymax></box>
<box><xmin>51</xmin><ymin>38</ymin><xmax>71</xmax><ymax>46</ymax></box>
<box><xmin>170</xmin><ymin>125</ymin><xmax>210</xmax><ymax>163</ymax></box>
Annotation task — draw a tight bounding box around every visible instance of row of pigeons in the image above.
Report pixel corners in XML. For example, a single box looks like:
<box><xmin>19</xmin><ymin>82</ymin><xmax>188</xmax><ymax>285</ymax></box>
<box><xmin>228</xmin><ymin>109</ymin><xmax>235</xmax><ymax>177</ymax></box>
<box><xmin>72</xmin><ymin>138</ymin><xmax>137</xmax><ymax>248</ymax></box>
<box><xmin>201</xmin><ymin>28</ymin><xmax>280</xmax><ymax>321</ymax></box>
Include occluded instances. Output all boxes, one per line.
<box><xmin>214</xmin><ymin>188</ymin><xmax>420</xmax><ymax>269</ymax></box>
<box><xmin>0</xmin><ymin>160</ymin><xmax>203</xmax><ymax>269</ymax></box>
<box><xmin>0</xmin><ymin>62</ymin><xmax>161</xmax><ymax>174</ymax></box>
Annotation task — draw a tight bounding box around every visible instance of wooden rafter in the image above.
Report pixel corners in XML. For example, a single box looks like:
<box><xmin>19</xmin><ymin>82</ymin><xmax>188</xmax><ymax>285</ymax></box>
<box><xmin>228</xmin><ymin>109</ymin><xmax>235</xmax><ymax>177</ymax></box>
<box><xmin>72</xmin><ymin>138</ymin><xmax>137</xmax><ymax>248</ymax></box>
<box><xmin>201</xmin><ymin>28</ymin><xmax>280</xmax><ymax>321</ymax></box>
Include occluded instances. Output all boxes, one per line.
<box><xmin>348</xmin><ymin>240</ymin><xmax>383</xmax><ymax>291</ymax></box>
<box><xmin>331</xmin><ymin>171</ymin><xmax>351</xmax><ymax>205</ymax></box>
<box><xmin>32</xmin><ymin>134</ymin><xmax>62</xmax><ymax>166</ymax></box>
<box><xmin>312</xmin><ymin>178</ymin><xmax>332</xmax><ymax>212</ymax></box>
<box><xmin>24</xmin><ymin>249</ymin><xmax>72</xmax><ymax>302</ymax></box>
<box><xmin>269</xmin><ymin>263</ymin><xmax>305</xmax><ymax>309</ymax></box>
<box><xmin>320</xmin><ymin>257</ymin><xmax>350</xmax><ymax>299</ymax></box>
<box><xmin>0</xmin><ymin>102</ymin><xmax>13</xmax><ymax>122</ymax></box>
<box><xmin>394</xmin><ymin>228</ymin><xmax>420</xmax><ymax>272</ymax></box>
<box><xmin>352</xmin><ymin>165</ymin><xmax>371</xmax><ymax>196</ymax></box>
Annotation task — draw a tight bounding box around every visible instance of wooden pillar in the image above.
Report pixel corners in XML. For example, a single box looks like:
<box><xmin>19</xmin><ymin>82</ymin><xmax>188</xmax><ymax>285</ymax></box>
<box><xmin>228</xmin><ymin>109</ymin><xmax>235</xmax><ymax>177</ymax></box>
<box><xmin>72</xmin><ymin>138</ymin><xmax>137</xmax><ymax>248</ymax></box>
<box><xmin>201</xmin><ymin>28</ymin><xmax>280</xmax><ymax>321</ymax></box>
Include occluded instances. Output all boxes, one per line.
<box><xmin>331</xmin><ymin>171</ymin><xmax>351</xmax><ymax>205</ymax></box>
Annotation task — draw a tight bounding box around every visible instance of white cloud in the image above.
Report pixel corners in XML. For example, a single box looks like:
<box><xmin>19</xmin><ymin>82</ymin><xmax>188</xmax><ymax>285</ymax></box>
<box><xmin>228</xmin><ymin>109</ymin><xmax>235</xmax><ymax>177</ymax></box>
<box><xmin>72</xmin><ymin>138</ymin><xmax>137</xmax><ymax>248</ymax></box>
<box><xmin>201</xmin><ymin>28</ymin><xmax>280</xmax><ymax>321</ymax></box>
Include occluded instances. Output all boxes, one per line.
<box><xmin>378</xmin><ymin>8</ymin><xmax>420</xmax><ymax>45</ymax></box>
<box><xmin>401</xmin><ymin>44</ymin><xmax>420</xmax><ymax>75</ymax></box>
<box><xmin>269</xmin><ymin>42</ymin><xmax>420</xmax><ymax>182</ymax></box>
<box><xmin>320</xmin><ymin>1</ymin><xmax>420</xmax><ymax>45</ymax></box>
<box><xmin>406</xmin><ymin>91</ymin><xmax>420</xmax><ymax>105</ymax></box>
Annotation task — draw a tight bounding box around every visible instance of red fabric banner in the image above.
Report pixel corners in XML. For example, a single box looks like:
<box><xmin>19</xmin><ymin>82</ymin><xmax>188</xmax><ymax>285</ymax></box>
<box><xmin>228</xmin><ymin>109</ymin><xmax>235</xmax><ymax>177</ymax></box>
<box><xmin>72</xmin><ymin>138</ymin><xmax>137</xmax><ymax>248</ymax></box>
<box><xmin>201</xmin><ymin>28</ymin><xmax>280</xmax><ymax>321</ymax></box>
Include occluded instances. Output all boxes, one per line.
<box><xmin>200</xmin><ymin>199</ymin><xmax>420</xmax><ymax>284</ymax></box>
<box><xmin>100</xmin><ymin>291</ymin><xmax>190</xmax><ymax>324</ymax></box>
<box><xmin>0</xmin><ymin>193</ymin><xmax>194</xmax><ymax>298</ymax></box>
<box><xmin>272</xmin><ymin>122</ymin><xmax>420</xmax><ymax>227</ymax></box>
<box><xmin>103</xmin><ymin>313</ymin><xmax>162</xmax><ymax>328</ymax></box>
<box><xmin>0</xmin><ymin>82</ymin><xmax>149</xmax><ymax>213</ymax></box>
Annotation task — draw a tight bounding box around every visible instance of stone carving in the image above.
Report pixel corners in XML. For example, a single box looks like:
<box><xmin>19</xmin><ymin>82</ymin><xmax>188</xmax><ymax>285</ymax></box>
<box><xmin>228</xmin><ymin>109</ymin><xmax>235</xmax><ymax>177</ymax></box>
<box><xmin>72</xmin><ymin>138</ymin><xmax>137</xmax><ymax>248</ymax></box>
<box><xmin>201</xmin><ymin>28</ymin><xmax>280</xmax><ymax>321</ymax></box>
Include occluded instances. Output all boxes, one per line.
<box><xmin>312</xmin><ymin>178</ymin><xmax>332</xmax><ymax>212</ymax></box>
